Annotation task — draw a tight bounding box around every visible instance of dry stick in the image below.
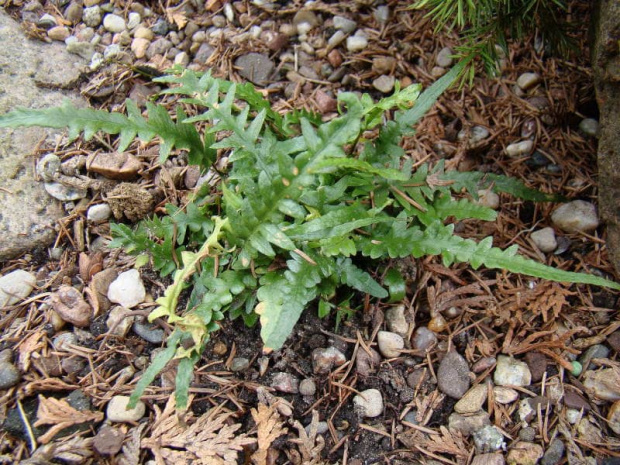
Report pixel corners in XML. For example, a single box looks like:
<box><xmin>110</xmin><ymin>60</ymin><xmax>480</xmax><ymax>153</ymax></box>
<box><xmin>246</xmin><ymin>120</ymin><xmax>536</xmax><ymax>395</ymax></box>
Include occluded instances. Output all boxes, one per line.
<box><xmin>16</xmin><ymin>398</ymin><xmax>37</xmax><ymax>453</ymax></box>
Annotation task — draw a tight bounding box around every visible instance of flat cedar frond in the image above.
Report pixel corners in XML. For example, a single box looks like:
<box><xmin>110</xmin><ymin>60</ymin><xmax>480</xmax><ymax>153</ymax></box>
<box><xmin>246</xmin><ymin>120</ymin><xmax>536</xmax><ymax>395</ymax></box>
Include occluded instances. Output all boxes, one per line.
<box><xmin>119</xmin><ymin>423</ymin><xmax>147</xmax><ymax>465</ymax></box>
<box><xmin>287</xmin><ymin>411</ymin><xmax>327</xmax><ymax>465</ymax></box>
<box><xmin>416</xmin><ymin>426</ymin><xmax>469</xmax><ymax>464</ymax></box>
<box><xmin>24</xmin><ymin>437</ymin><xmax>95</xmax><ymax>464</ymax></box>
<box><xmin>142</xmin><ymin>397</ymin><xmax>255</xmax><ymax>465</ymax></box>
<box><xmin>250</xmin><ymin>403</ymin><xmax>287</xmax><ymax>465</ymax></box>
<box><xmin>34</xmin><ymin>395</ymin><xmax>104</xmax><ymax>444</ymax></box>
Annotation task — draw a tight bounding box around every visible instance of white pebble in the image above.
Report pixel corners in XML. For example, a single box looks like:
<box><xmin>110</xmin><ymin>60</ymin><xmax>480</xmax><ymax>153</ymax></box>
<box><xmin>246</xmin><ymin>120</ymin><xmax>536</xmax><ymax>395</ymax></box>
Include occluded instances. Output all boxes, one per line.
<box><xmin>327</xmin><ymin>30</ymin><xmax>346</xmax><ymax>48</ymax></box>
<box><xmin>377</xmin><ymin>331</ymin><xmax>404</xmax><ymax>358</ymax></box>
<box><xmin>505</xmin><ymin>140</ymin><xmax>534</xmax><ymax>157</ymax></box>
<box><xmin>494</xmin><ymin>355</ymin><xmax>531</xmax><ymax>387</ymax></box>
<box><xmin>127</xmin><ymin>12</ymin><xmax>141</xmax><ymax>30</ymax></box>
<box><xmin>385</xmin><ymin>305</ymin><xmax>409</xmax><ymax>337</ymax></box>
<box><xmin>107</xmin><ymin>269</ymin><xmax>146</xmax><ymax>309</ymax></box>
<box><xmin>516</xmin><ymin>72</ymin><xmax>541</xmax><ymax>90</ymax></box>
<box><xmin>551</xmin><ymin>200</ymin><xmax>599</xmax><ymax>233</ymax></box>
<box><xmin>353</xmin><ymin>388</ymin><xmax>383</xmax><ymax>417</ymax></box>
<box><xmin>106</xmin><ymin>395</ymin><xmax>146</xmax><ymax>422</ymax></box>
<box><xmin>530</xmin><ymin>227</ymin><xmax>557</xmax><ymax>252</ymax></box>
<box><xmin>346</xmin><ymin>34</ymin><xmax>368</xmax><ymax>53</ymax></box>
<box><xmin>103</xmin><ymin>14</ymin><xmax>127</xmax><ymax>33</ymax></box>
<box><xmin>333</xmin><ymin>15</ymin><xmax>357</xmax><ymax>34</ymax></box>
<box><xmin>436</xmin><ymin>47</ymin><xmax>454</xmax><ymax>68</ymax></box>
<box><xmin>224</xmin><ymin>3</ymin><xmax>235</xmax><ymax>22</ymax></box>
<box><xmin>0</xmin><ymin>270</ymin><xmax>36</xmax><ymax>307</ymax></box>
<box><xmin>106</xmin><ymin>306</ymin><xmax>134</xmax><ymax>336</ymax></box>
<box><xmin>579</xmin><ymin>118</ymin><xmax>599</xmax><ymax>137</ymax></box>
<box><xmin>476</xmin><ymin>190</ymin><xmax>500</xmax><ymax>210</ymax></box>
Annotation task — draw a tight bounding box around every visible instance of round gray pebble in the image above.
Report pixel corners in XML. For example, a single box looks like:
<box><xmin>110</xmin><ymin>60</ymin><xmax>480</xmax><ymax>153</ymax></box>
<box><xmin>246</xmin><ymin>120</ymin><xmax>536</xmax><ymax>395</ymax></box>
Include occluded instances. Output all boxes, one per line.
<box><xmin>299</xmin><ymin>378</ymin><xmax>316</xmax><ymax>396</ymax></box>
<box><xmin>0</xmin><ymin>362</ymin><xmax>21</xmax><ymax>389</ymax></box>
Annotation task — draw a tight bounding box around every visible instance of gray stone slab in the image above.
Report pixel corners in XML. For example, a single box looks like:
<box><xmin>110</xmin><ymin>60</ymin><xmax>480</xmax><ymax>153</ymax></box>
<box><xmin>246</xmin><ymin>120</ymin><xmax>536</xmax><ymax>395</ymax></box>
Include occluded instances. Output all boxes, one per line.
<box><xmin>0</xmin><ymin>10</ymin><xmax>87</xmax><ymax>261</ymax></box>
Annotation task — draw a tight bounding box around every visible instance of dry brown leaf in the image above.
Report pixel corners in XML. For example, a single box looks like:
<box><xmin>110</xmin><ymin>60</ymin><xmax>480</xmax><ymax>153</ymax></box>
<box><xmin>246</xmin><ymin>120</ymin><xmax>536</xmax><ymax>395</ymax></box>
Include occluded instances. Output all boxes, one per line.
<box><xmin>119</xmin><ymin>423</ymin><xmax>146</xmax><ymax>465</ymax></box>
<box><xmin>250</xmin><ymin>403</ymin><xmax>287</xmax><ymax>465</ymax></box>
<box><xmin>287</xmin><ymin>410</ymin><xmax>326</xmax><ymax>465</ymax></box>
<box><xmin>18</xmin><ymin>331</ymin><xmax>45</xmax><ymax>372</ymax></box>
<box><xmin>142</xmin><ymin>396</ymin><xmax>255</xmax><ymax>465</ymax></box>
<box><xmin>33</xmin><ymin>395</ymin><xmax>104</xmax><ymax>444</ymax></box>
<box><xmin>19</xmin><ymin>436</ymin><xmax>94</xmax><ymax>464</ymax></box>
<box><xmin>165</xmin><ymin>8</ymin><xmax>187</xmax><ymax>29</ymax></box>
<box><xmin>416</xmin><ymin>426</ymin><xmax>469</xmax><ymax>465</ymax></box>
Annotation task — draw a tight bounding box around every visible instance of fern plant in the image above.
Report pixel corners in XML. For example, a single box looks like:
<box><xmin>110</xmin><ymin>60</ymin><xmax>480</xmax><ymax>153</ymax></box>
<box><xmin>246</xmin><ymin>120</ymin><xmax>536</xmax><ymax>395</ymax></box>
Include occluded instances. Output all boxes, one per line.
<box><xmin>1</xmin><ymin>62</ymin><xmax>617</xmax><ymax>410</ymax></box>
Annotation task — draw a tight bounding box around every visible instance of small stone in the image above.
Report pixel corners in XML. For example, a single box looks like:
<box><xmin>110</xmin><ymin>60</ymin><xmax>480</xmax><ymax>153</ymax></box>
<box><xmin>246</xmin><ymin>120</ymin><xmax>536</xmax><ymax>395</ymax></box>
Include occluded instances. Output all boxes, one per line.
<box><xmin>83</xmin><ymin>6</ymin><xmax>102</xmax><ymax>27</ymax></box>
<box><xmin>473</xmin><ymin>425</ymin><xmax>505</xmax><ymax>453</ymax></box>
<box><xmin>579</xmin><ymin>344</ymin><xmax>610</xmax><ymax>371</ymax></box>
<box><xmin>565</xmin><ymin>408</ymin><xmax>582</xmax><ymax>424</ymax></box>
<box><xmin>531</xmin><ymin>228</ymin><xmax>557</xmax><ymax>253</ymax></box>
<box><xmin>477</xmin><ymin>189</ymin><xmax>500</xmax><ymax>209</ymax></box>
<box><xmin>47</xmin><ymin>25</ymin><xmax>70</xmax><ymax>41</ymax></box>
<box><xmin>132</xmin><ymin>320</ymin><xmax>165</xmax><ymax>344</ymax></box>
<box><xmin>37</xmin><ymin>13</ymin><xmax>57</xmax><ymax>29</ymax></box>
<box><xmin>436</xmin><ymin>47</ymin><xmax>454</xmax><ymax>68</ymax></box>
<box><xmin>472</xmin><ymin>453</ymin><xmax>505</xmax><ymax>465</ymax></box>
<box><xmin>519</xmin><ymin>426</ymin><xmax>536</xmax><ymax>442</ymax></box>
<box><xmin>131</xmin><ymin>38</ymin><xmax>150</xmax><ymax>58</ymax></box>
<box><xmin>133</xmin><ymin>26</ymin><xmax>153</xmax><ymax>40</ymax></box>
<box><xmin>293</xmin><ymin>10</ymin><xmax>319</xmax><ymax>28</ymax></box>
<box><xmin>50</xmin><ymin>285</ymin><xmax>92</xmax><ymax>327</ymax></box>
<box><xmin>66</xmin><ymin>41</ymin><xmax>96</xmax><ymax>60</ymax></box>
<box><xmin>607</xmin><ymin>400</ymin><xmax>620</xmax><ymax>434</ymax></box>
<box><xmin>353</xmin><ymin>388</ymin><xmax>383</xmax><ymax>418</ymax></box>
<box><xmin>174</xmin><ymin>51</ymin><xmax>190</xmax><ymax>66</ymax></box>
<box><xmin>455</xmin><ymin>384</ymin><xmax>488</xmax><ymax>414</ymax></box>
<box><xmin>437</xmin><ymin>351</ymin><xmax>471</xmax><ymax>399</ymax></box>
<box><xmin>507</xmin><ymin>441</ymin><xmax>544</xmax><ymax>465</ymax></box>
<box><xmin>551</xmin><ymin>200</ymin><xmax>599</xmax><ymax>233</ymax></box>
<box><xmin>412</xmin><ymin>327</ymin><xmax>437</xmax><ymax>352</ymax></box>
<box><xmin>542</xmin><ymin>438</ymin><xmax>565</xmax><ymax>465</ymax></box>
<box><xmin>373</xmin><ymin>75</ymin><xmax>395</xmax><ymax>94</ymax></box>
<box><xmin>524</xmin><ymin>352</ymin><xmax>548</xmax><ymax>383</ymax></box>
<box><xmin>372</xmin><ymin>56</ymin><xmax>396</xmax><ymax>75</ymax></box>
<box><xmin>493</xmin><ymin>386</ymin><xmax>519</xmax><ymax>404</ymax></box>
<box><xmin>106</xmin><ymin>396</ymin><xmax>146</xmax><ymax>423</ymax></box>
<box><xmin>494</xmin><ymin>355</ymin><xmax>531</xmax><ymax>387</ymax></box>
<box><xmin>151</xmin><ymin>18</ymin><xmax>169</xmax><ymax>35</ymax></box>
<box><xmin>195</xmin><ymin>43</ymin><xmax>215</xmax><ymax>63</ymax></box>
<box><xmin>235</xmin><ymin>53</ymin><xmax>275</xmax><ymax>86</ymax></box>
<box><xmin>315</xmin><ymin>90</ymin><xmax>337</xmax><ymax>113</ymax></box>
<box><xmin>346</xmin><ymin>34</ymin><xmax>368</xmax><ymax>53</ymax></box>
<box><xmin>94</xmin><ymin>425</ymin><xmax>125</xmax><ymax>455</ymax></box>
<box><xmin>107</xmin><ymin>269</ymin><xmax>146</xmax><ymax>309</ymax></box>
<box><xmin>127</xmin><ymin>11</ymin><xmax>141</xmax><ymax>29</ymax></box>
<box><xmin>607</xmin><ymin>331</ymin><xmax>620</xmax><ymax>352</ymax></box>
<box><xmin>333</xmin><ymin>15</ymin><xmax>357</xmax><ymax>34</ymax></box>
<box><xmin>146</xmin><ymin>38</ymin><xmax>172</xmax><ymax>60</ymax></box>
<box><xmin>0</xmin><ymin>270</ymin><xmax>36</xmax><ymax>307</ymax></box>
<box><xmin>37</xmin><ymin>153</ymin><xmax>62</xmax><ymax>182</ymax></box>
<box><xmin>377</xmin><ymin>331</ymin><xmax>404</xmax><ymax>358</ymax></box>
<box><xmin>327</xmin><ymin>30</ymin><xmax>346</xmax><ymax>48</ymax></box>
<box><xmin>472</xmin><ymin>356</ymin><xmax>496</xmax><ymax>373</ymax></box>
<box><xmin>448</xmin><ymin>411</ymin><xmax>491</xmax><ymax>437</ymax></box>
<box><xmin>87</xmin><ymin>151</ymin><xmax>142</xmax><ymax>180</ymax></box>
<box><xmin>563</xmin><ymin>390</ymin><xmax>590</xmax><ymax>411</ymax></box>
<box><xmin>327</xmin><ymin>49</ymin><xmax>342</xmax><ymax>68</ymax></box>
<box><xmin>64</xmin><ymin>1</ymin><xmax>83</xmax><ymax>24</ymax></box>
<box><xmin>62</xmin><ymin>356</ymin><xmax>86</xmax><ymax>374</ymax></box>
<box><xmin>103</xmin><ymin>14</ymin><xmax>126</xmax><ymax>33</ymax></box>
<box><xmin>230</xmin><ymin>357</ymin><xmax>250</xmax><ymax>372</ymax></box>
<box><xmin>87</xmin><ymin>204</ymin><xmax>112</xmax><ymax>223</ymax></box>
<box><xmin>385</xmin><ymin>305</ymin><xmax>409</xmax><ymax>337</ymax></box>
<box><xmin>44</xmin><ymin>180</ymin><xmax>88</xmax><ymax>201</ymax></box>
<box><xmin>582</xmin><ymin>368</ymin><xmax>620</xmax><ymax>401</ymax></box>
<box><xmin>373</xmin><ymin>5</ymin><xmax>390</xmax><ymax>24</ymax></box>
<box><xmin>106</xmin><ymin>306</ymin><xmax>133</xmax><ymax>337</ymax></box>
<box><xmin>516</xmin><ymin>72</ymin><xmax>542</xmax><ymax>90</ymax></box>
<box><xmin>579</xmin><ymin>118</ymin><xmax>599</xmax><ymax>137</ymax></box>
<box><xmin>299</xmin><ymin>379</ymin><xmax>316</xmax><ymax>396</ymax></box>
<box><xmin>506</xmin><ymin>140</ymin><xmax>534</xmax><ymax>157</ymax></box>
<box><xmin>355</xmin><ymin>348</ymin><xmax>382</xmax><ymax>376</ymax></box>
<box><xmin>0</xmin><ymin>362</ymin><xmax>21</xmax><ymax>389</ymax></box>
<box><xmin>271</xmin><ymin>372</ymin><xmax>299</xmax><ymax>393</ymax></box>
<box><xmin>518</xmin><ymin>398</ymin><xmax>536</xmax><ymax>423</ymax></box>
<box><xmin>312</xmin><ymin>347</ymin><xmax>346</xmax><ymax>374</ymax></box>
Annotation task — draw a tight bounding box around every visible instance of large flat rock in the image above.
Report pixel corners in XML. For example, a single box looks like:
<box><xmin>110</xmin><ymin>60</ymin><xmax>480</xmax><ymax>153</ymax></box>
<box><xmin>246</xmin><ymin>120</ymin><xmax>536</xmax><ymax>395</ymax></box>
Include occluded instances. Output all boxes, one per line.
<box><xmin>0</xmin><ymin>11</ymin><xmax>87</xmax><ymax>261</ymax></box>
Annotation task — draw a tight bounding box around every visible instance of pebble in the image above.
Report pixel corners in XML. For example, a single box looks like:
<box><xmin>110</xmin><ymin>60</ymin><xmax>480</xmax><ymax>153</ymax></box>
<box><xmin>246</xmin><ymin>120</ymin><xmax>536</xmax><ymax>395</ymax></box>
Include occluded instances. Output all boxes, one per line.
<box><xmin>346</xmin><ymin>34</ymin><xmax>368</xmax><ymax>53</ymax></box>
<box><xmin>471</xmin><ymin>453</ymin><xmax>505</xmax><ymax>465</ymax></box>
<box><xmin>53</xmin><ymin>332</ymin><xmax>78</xmax><ymax>351</ymax></box>
<box><xmin>44</xmin><ymin>181</ymin><xmax>88</xmax><ymax>201</ymax></box>
<box><xmin>299</xmin><ymin>378</ymin><xmax>316</xmax><ymax>396</ymax></box>
<box><xmin>151</xmin><ymin>18</ymin><xmax>169</xmax><ymax>35</ymax></box>
<box><xmin>195</xmin><ymin>43</ymin><xmax>215</xmax><ymax>63</ymax></box>
<box><xmin>551</xmin><ymin>200</ymin><xmax>599</xmax><ymax>233</ymax></box>
<box><xmin>312</xmin><ymin>347</ymin><xmax>346</xmax><ymax>374</ymax></box>
<box><xmin>94</xmin><ymin>425</ymin><xmax>125</xmax><ymax>456</ymax></box>
<box><xmin>146</xmin><ymin>38</ymin><xmax>172</xmax><ymax>59</ymax></box>
<box><xmin>436</xmin><ymin>47</ymin><xmax>454</xmax><ymax>68</ymax></box>
<box><xmin>64</xmin><ymin>1</ymin><xmax>83</xmax><ymax>24</ymax></box>
<box><xmin>0</xmin><ymin>270</ymin><xmax>36</xmax><ymax>307</ymax></box>
<box><xmin>542</xmin><ymin>438</ymin><xmax>565</xmax><ymax>465</ymax></box>
<box><xmin>50</xmin><ymin>285</ymin><xmax>92</xmax><ymax>327</ymax></box>
<box><xmin>353</xmin><ymin>388</ymin><xmax>383</xmax><ymax>418</ymax></box>
<box><xmin>0</xmin><ymin>362</ymin><xmax>21</xmax><ymax>389</ymax></box>
<box><xmin>131</xmin><ymin>38</ymin><xmax>150</xmax><ymax>59</ymax></box>
<box><xmin>472</xmin><ymin>356</ymin><xmax>496</xmax><ymax>373</ymax></box>
<box><xmin>333</xmin><ymin>15</ymin><xmax>357</xmax><ymax>34</ymax></box>
<box><xmin>373</xmin><ymin>75</ymin><xmax>395</xmax><ymax>94</ymax></box>
<box><xmin>473</xmin><ymin>425</ymin><xmax>505</xmax><ymax>453</ymax></box>
<box><xmin>493</xmin><ymin>386</ymin><xmax>519</xmax><ymax>404</ymax></box>
<box><xmin>355</xmin><ymin>347</ymin><xmax>382</xmax><ymax>376</ymax></box>
<box><xmin>103</xmin><ymin>14</ymin><xmax>126</xmax><ymax>33</ymax></box>
<box><xmin>235</xmin><ymin>53</ymin><xmax>275</xmax><ymax>85</ymax></box>
<box><xmin>103</xmin><ymin>44</ymin><xmax>122</xmax><ymax>60</ymax></box>
<box><xmin>579</xmin><ymin>118</ymin><xmax>599</xmax><ymax>137</ymax></box>
<box><xmin>327</xmin><ymin>30</ymin><xmax>346</xmax><ymax>48</ymax></box>
<box><xmin>519</xmin><ymin>426</ymin><xmax>536</xmax><ymax>442</ymax></box>
<box><xmin>524</xmin><ymin>351</ymin><xmax>548</xmax><ymax>382</ymax></box>
<box><xmin>83</xmin><ymin>6</ymin><xmax>102</xmax><ymax>27</ymax></box>
<box><xmin>127</xmin><ymin>11</ymin><xmax>141</xmax><ymax>29</ymax></box>
<box><xmin>565</xmin><ymin>408</ymin><xmax>583</xmax><ymax>424</ymax></box>
<box><xmin>315</xmin><ymin>90</ymin><xmax>337</xmax><ymax>113</ymax></box>
<box><xmin>132</xmin><ymin>320</ymin><xmax>165</xmax><ymax>344</ymax></box>
<box><xmin>385</xmin><ymin>305</ymin><xmax>409</xmax><ymax>337</ymax></box>
<box><xmin>516</xmin><ymin>72</ymin><xmax>542</xmax><ymax>90</ymax></box>
<box><xmin>494</xmin><ymin>355</ymin><xmax>531</xmax><ymax>387</ymax></box>
<box><xmin>230</xmin><ymin>357</ymin><xmax>250</xmax><ymax>372</ymax></box>
<box><xmin>66</xmin><ymin>41</ymin><xmax>97</xmax><ymax>61</ymax></box>
<box><xmin>106</xmin><ymin>395</ymin><xmax>146</xmax><ymax>423</ymax></box>
<box><xmin>563</xmin><ymin>390</ymin><xmax>590</xmax><ymax>411</ymax></box>
<box><xmin>454</xmin><ymin>383</ymin><xmax>488</xmax><ymax>414</ymax></box>
<box><xmin>531</xmin><ymin>227</ymin><xmax>557</xmax><ymax>253</ymax></box>
<box><xmin>507</xmin><ymin>441</ymin><xmax>544</xmax><ymax>465</ymax></box>
<box><xmin>437</xmin><ymin>351</ymin><xmax>471</xmax><ymax>399</ymax></box>
<box><xmin>62</xmin><ymin>355</ymin><xmax>86</xmax><ymax>374</ymax></box>
<box><xmin>271</xmin><ymin>372</ymin><xmax>299</xmax><ymax>393</ymax></box>
<box><xmin>582</xmin><ymin>368</ymin><xmax>620</xmax><ymax>401</ymax></box>
<box><xmin>505</xmin><ymin>140</ymin><xmax>534</xmax><ymax>157</ymax></box>
<box><xmin>134</xmin><ymin>26</ymin><xmax>153</xmax><ymax>40</ymax></box>
<box><xmin>0</xmin><ymin>350</ymin><xmax>12</xmax><ymax>364</ymax></box>
<box><xmin>448</xmin><ymin>411</ymin><xmax>491</xmax><ymax>437</ymax></box>
<box><xmin>412</xmin><ymin>326</ymin><xmax>437</xmax><ymax>351</ymax></box>
<box><xmin>107</xmin><ymin>269</ymin><xmax>146</xmax><ymax>309</ymax></box>
<box><xmin>372</xmin><ymin>56</ymin><xmax>396</xmax><ymax>75</ymax></box>
<box><xmin>37</xmin><ymin>153</ymin><xmax>61</xmax><ymax>181</ymax></box>
<box><xmin>579</xmin><ymin>344</ymin><xmax>609</xmax><ymax>371</ymax></box>
<box><xmin>377</xmin><ymin>331</ymin><xmax>404</xmax><ymax>358</ymax></box>
<box><xmin>106</xmin><ymin>306</ymin><xmax>133</xmax><ymax>337</ymax></box>
<box><xmin>293</xmin><ymin>10</ymin><xmax>319</xmax><ymax>28</ymax></box>
<box><xmin>608</xmin><ymin>331</ymin><xmax>620</xmax><ymax>352</ymax></box>
<box><xmin>47</xmin><ymin>25</ymin><xmax>70</xmax><ymax>41</ymax></box>
<box><xmin>477</xmin><ymin>189</ymin><xmax>500</xmax><ymax>209</ymax></box>
<box><xmin>373</xmin><ymin>5</ymin><xmax>390</xmax><ymax>24</ymax></box>
<box><xmin>37</xmin><ymin>13</ymin><xmax>57</xmax><ymax>29</ymax></box>
<box><xmin>87</xmin><ymin>204</ymin><xmax>112</xmax><ymax>222</ymax></box>
<box><xmin>607</xmin><ymin>400</ymin><xmax>620</xmax><ymax>434</ymax></box>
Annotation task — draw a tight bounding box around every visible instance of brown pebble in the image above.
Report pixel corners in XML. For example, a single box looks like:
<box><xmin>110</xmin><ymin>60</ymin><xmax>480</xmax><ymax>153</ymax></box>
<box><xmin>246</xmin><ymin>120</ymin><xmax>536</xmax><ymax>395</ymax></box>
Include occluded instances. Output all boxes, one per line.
<box><xmin>315</xmin><ymin>90</ymin><xmax>337</xmax><ymax>113</ymax></box>
<box><xmin>607</xmin><ymin>331</ymin><xmax>620</xmax><ymax>353</ymax></box>
<box><xmin>94</xmin><ymin>425</ymin><xmax>125</xmax><ymax>455</ymax></box>
<box><xmin>50</xmin><ymin>285</ymin><xmax>93</xmax><ymax>327</ymax></box>
<box><xmin>213</xmin><ymin>341</ymin><xmax>227</xmax><ymax>356</ymax></box>
<box><xmin>355</xmin><ymin>347</ymin><xmax>382</xmax><ymax>376</ymax></box>
<box><xmin>472</xmin><ymin>356</ymin><xmax>496</xmax><ymax>373</ymax></box>
<box><xmin>327</xmin><ymin>49</ymin><xmax>342</xmax><ymax>68</ymax></box>
<box><xmin>524</xmin><ymin>351</ymin><xmax>548</xmax><ymax>382</ymax></box>
<box><xmin>563</xmin><ymin>390</ymin><xmax>591</xmax><ymax>411</ymax></box>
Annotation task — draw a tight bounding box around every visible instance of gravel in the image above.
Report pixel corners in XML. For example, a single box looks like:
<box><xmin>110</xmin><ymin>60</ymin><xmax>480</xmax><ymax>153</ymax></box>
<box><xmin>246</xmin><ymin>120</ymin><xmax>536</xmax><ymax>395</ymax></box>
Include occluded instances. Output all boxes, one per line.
<box><xmin>234</xmin><ymin>53</ymin><xmax>275</xmax><ymax>85</ymax></box>
<box><xmin>107</xmin><ymin>269</ymin><xmax>146</xmax><ymax>309</ymax></box>
<box><xmin>412</xmin><ymin>326</ymin><xmax>437</xmax><ymax>351</ymax></box>
<box><xmin>505</xmin><ymin>140</ymin><xmax>534</xmax><ymax>157</ymax></box>
<box><xmin>106</xmin><ymin>395</ymin><xmax>146</xmax><ymax>423</ymax></box>
<box><xmin>103</xmin><ymin>13</ymin><xmax>126</xmax><ymax>33</ymax></box>
<box><xmin>0</xmin><ymin>270</ymin><xmax>36</xmax><ymax>307</ymax></box>
<box><xmin>516</xmin><ymin>72</ymin><xmax>542</xmax><ymax>90</ymax></box>
<box><xmin>372</xmin><ymin>75</ymin><xmax>395</xmax><ymax>94</ymax></box>
<box><xmin>454</xmin><ymin>383</ymin><xmax>488</xmax><ymax>414</ymax></box>
<box><xmin>448</xmin><ymin>411</ymin><xmax>491</xmax><ymax>437</ymax></box>
<box><xmin>87</xmin><ymin>203</ymin><xmax>112</xmax><ymax>222</ymax></box>
<box><xmin>579</xmin><ymin>118</ymin><xmax>599</xmax><ymax>137</ymax></box>
<box><xmin>299</xmin><ymin>378</ymin><xmax>317</xmax><ymax>396</ymax></box>
<box><xmin>312</xmin><ymin>347</ymin><xmax>346</xmax><ymax>374</ymax></box>
<box><xmin>0</xmin><ymin>362</ymin><xmax>21</xmax><ymax>389</ymax></box>
<box><xmin>230</xmin><ymin>357</ymin><xmax>250</xmax><ymax>372</ymax></box>
<box><xmin>494</xmin><ymin>355</ymin><xmax>531</xmax><ymax>387</ymax></box>
<box><xmin>531</xmin><ymin>227</ymin><xmax>558</xmax><ymax>253</ymax></box>
<box><xmin>473</xmin><ymin>425</ymin><xmax>505</xmax><ymax>453</ymax></box>
<box><xmin>346</xmin><ymin>33</ymin><xmax>368</xmax><ymax>52</ymax></box>
<box><xmin>385</xmin><ymin>305</ymin><xmax>409</xmax><ymax>337</ymax></box>
<box><xmin>50</xmin><ymin>285</ymin><xmax>92</xmax><ymax>327</ymax></box>
<box><xmin>353</xmin><ymin>388</ymin><xmax>383</xmax><ymax>418</ymax></box>
<box><xmin>376</xmin><ymin>331</ymin><xmax>404</xmax><ymax>358</ymax></box>
<box><xmin>436</xmin><ymin>47</ymin><xmax>454</xmax><ymax>68</ymax></box>
<box><xmin>132</xmin><ymin>319</ymin><xmax>165</xmax><ymax>344</ymax></box>
<box><xmin>271</xmin><ymin>372</ymin><xmax>299</xmax><ymax>393</ymax></box>
<box><xmin>437</xmin><ymin>351</ymin><xmax>471</xmax><ymax>399</ymax></box>
<box><xmin>551</xmin><ymin>200</ymin><xmax>600</xmax><ymax>233</ymax></box>
<box><xmin>542</xmin><ymin>438</ymin><xmax>566</xmax><ymax>465</ymax></box>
